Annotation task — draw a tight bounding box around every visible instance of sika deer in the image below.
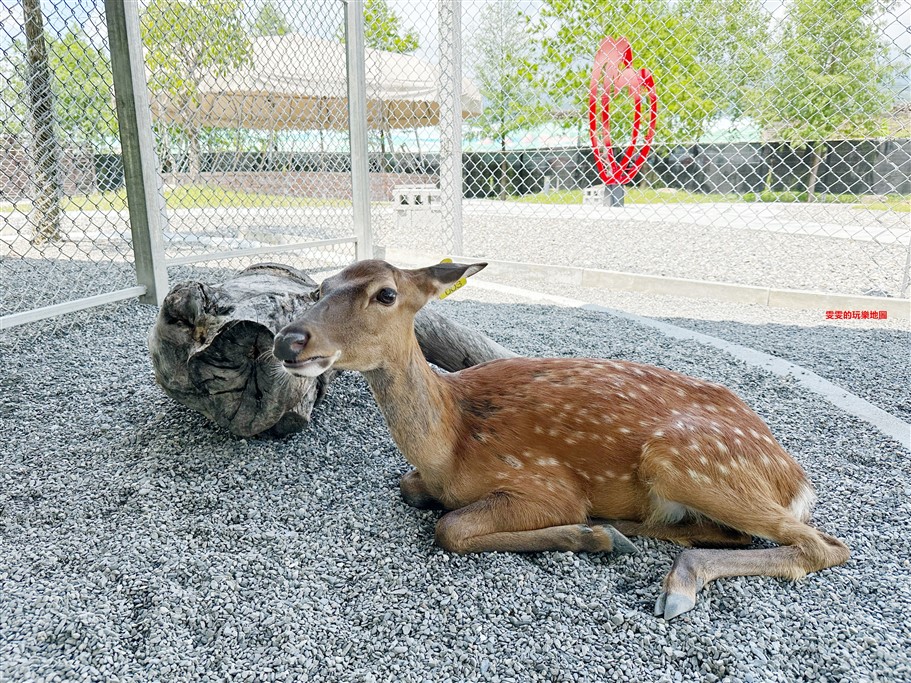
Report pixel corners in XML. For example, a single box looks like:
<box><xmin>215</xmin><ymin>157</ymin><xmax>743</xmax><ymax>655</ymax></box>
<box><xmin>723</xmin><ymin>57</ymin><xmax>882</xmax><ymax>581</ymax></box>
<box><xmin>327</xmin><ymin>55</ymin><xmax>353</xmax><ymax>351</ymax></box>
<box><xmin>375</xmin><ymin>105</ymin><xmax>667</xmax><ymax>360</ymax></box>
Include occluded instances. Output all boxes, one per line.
<box><xmin>272</xmin><ymin>260</ymin><xmax>849</xmax><ymax>620</ymax></box>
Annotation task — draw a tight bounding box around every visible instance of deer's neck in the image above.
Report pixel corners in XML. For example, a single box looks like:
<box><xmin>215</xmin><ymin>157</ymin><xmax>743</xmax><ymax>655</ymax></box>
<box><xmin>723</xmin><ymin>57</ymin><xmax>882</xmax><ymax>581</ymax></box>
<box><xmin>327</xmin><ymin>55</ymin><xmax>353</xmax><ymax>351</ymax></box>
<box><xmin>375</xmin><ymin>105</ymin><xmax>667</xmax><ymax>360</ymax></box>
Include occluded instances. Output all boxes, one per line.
<box><xmin>363</xmin><ymin>340</ymin><xmax>457</xmax><ymax>482</ymax></box>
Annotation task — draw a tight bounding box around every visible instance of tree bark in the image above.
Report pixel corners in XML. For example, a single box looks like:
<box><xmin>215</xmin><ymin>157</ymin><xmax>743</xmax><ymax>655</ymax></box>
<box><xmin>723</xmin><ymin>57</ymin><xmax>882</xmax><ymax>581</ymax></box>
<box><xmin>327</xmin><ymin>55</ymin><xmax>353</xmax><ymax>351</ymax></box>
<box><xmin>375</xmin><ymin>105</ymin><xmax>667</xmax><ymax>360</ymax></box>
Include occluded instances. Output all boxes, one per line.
<box><xmin>23</xmin><ymin>0</ymin><xmax>62</xmax><ymax>243</ymax></box>
<box><xmin>187</xmin><ymin>125</ymin><xmax>201</xmax><ymax>178</ymax></box>
<box><xmin>806</xmin><ymin>141</ymin><xmax>825</xmax><ymax>203</ymax></box>
<box><xmin>148</xmin><ymin>263</ymin><xmax>517</xmax><ymax>437</ymax></box>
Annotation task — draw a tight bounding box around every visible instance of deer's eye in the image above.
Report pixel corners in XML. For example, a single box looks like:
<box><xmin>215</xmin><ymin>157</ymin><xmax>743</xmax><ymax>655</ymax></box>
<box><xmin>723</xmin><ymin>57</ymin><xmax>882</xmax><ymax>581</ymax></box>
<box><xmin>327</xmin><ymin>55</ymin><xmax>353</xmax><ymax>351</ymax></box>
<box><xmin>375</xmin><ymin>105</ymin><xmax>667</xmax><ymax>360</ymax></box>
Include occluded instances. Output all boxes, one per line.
<box><xmin>376</xmin><ymin>288</ymin><xmax>397</xmax><ymax>305</ymax></box>
<box><xmin>310</xmin><ymin>288</ymin><xmax>321</xmax><ymax>302</ymax></box>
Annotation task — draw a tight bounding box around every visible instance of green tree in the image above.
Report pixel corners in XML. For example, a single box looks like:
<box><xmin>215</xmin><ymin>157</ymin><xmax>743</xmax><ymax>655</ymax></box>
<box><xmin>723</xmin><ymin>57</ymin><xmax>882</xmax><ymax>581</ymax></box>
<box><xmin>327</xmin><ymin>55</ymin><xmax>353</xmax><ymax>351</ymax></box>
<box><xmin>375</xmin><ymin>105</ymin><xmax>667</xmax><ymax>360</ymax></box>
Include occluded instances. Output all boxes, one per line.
<box><xmin>1</xmin><ymin>27</ymin><xmax>117</xmax><ymax>147</ymax></box>
<box><xmin>746</xmin><ymin>0</ymin><xmax>895</xmax><ymax>201</ymax></box>
<box><xmin>678</xmin><ymin>0</ymin><xmax>771</xmax><ymax>121</ymax></box>
<box><xmin>468</xmin><ymin>0</ymin><xmax>548</xmax><ymax>199</ymax></box>
<box><xmin>337</xmin><ymin>0</ymin><xmax>419</xmax><ymax>53</ymax></box>
<box><xmin>363</xmin><ymin>0</ymin><xmax>418</xmax><ymax>53</ymax></box>
<box><xmin>49</xmin><ymin>26</ymin><xmax>118</xmax><ymax>149</ymax></box>
<box><xmin>252</xmin><ymin>1</ymin><xmax>292</xmax><ymax>36</ymax></box>
<box><xmin>531</xmin><ymin>0</ymin><xmax>754</xmax><ymax>145</ymax></box>
<box><xmin>141</xmin><ymin>0</ymin><xmax>252</xmax><ymax>177</ymax></box>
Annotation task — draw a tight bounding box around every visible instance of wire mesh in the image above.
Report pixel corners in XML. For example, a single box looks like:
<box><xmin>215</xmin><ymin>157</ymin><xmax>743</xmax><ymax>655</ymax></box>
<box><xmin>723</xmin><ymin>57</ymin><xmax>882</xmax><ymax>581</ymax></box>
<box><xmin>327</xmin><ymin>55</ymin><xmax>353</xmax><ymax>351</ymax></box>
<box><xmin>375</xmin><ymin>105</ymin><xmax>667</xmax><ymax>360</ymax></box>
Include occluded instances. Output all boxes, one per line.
<box><xmin>1</xmin><ymin>0</ymin><xmax>137</xmax><ymax>324</ymax></box>
<box><xmin>373</xmin><ymin>0</ymin><xmax>911</xmax><ymax>299</ymax></box>
<box><xmin>140</xmin><ymin>0</ymin><xmax>359</xmax><ymax>277</ymax></box>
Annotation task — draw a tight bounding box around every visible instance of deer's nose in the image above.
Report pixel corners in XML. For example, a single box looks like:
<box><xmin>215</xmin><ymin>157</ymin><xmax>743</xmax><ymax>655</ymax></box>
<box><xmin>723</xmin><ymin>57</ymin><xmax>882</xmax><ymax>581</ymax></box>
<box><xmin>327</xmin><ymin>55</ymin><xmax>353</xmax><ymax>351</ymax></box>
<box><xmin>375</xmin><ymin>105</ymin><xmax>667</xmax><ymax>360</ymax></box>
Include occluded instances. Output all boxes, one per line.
<box><xmin>273</xmin><ymin>330</ymin><xmax>311</xmax><ymax>361</ymax></box>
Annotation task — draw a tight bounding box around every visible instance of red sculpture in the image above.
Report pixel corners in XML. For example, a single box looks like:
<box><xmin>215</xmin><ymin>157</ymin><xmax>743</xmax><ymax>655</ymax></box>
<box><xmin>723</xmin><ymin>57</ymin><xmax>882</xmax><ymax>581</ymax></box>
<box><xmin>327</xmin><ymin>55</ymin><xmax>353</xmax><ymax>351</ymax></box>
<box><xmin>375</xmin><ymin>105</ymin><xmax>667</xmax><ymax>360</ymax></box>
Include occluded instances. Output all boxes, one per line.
<box><xmin>588</xmin><ymin>37</ymin><xmax>657</xmax><ymax>186</ymax></box>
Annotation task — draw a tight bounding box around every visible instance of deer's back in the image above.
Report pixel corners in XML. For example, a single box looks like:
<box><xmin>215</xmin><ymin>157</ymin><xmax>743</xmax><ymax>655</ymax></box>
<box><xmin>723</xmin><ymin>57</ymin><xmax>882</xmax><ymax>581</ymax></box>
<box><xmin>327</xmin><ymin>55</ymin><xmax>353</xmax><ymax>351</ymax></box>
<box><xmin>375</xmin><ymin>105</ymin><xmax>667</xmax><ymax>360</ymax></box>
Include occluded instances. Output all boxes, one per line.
<box><xmin>438</xmin><ymin>357</ymin><xmax>808</xmax><ymax>518</ymax></box>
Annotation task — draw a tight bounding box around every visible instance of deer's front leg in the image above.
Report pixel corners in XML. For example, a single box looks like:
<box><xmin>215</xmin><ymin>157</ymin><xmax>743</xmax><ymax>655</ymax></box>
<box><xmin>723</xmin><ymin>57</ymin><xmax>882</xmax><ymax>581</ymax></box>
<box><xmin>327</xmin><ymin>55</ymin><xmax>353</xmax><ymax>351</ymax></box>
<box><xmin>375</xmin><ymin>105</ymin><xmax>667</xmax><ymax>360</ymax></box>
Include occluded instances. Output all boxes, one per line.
<box><xmin>399</xmin><ymin>469</ymin><xmax>446</xmax><ymax>510</ymax></box>
<box><xmin>434</xmin><ymin>492</ymin><xmax>637</xmax><ymax>556</ymax></box>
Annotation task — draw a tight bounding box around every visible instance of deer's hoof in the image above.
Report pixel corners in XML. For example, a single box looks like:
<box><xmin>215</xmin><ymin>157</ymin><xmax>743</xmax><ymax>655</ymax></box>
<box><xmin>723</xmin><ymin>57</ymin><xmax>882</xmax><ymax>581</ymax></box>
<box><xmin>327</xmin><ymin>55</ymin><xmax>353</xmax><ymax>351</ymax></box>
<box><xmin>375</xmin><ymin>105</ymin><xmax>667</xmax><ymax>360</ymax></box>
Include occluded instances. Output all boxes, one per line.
<box><xmin>654</xmin><ymin>591</ymin><xmax>696</xmax><ymax>620</ymax></box>
<box><xmin>606</xmin><ymin>526</ymin><xmax>639</xmax><ymax>556</ymax></box>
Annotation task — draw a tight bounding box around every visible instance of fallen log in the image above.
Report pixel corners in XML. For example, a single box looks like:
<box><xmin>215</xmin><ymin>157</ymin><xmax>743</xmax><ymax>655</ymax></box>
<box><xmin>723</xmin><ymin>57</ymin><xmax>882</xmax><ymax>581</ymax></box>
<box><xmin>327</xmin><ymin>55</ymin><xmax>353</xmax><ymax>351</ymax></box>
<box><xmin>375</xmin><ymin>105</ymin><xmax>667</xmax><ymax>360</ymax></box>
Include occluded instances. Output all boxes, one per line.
<box><xmin>148</xmin><ymin>262</ymin><xmax>516</xmax><ymax>437</ymax></box>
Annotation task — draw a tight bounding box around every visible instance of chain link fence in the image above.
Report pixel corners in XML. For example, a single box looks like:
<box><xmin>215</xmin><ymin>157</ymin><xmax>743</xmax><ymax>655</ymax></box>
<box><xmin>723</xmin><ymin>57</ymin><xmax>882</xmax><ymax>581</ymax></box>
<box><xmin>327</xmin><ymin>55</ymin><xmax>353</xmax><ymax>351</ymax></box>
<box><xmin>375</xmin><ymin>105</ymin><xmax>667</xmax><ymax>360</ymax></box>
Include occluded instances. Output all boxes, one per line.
<box><xmin>1</xmin><ymin>0</ymin><xmax>365</xmax><ymax>336</ymax></box>
<box><xmin>3</xmin><ymin>0</ymin><xmax>909</xmax><ymax>337</ymax></box>
<box><xmin>142</xmin><ymin>0</ymin><xmax>359</xmax><ymax>280</ymax></box>
<box><xmin>370</xmin><ymin>0</ymin><xmax>911</xmax><ymax>300</ymax></box>
<box><xmin>1</xmin><ymin>0</ymin><xmax>140</xmax><ymax>329</ymax></box>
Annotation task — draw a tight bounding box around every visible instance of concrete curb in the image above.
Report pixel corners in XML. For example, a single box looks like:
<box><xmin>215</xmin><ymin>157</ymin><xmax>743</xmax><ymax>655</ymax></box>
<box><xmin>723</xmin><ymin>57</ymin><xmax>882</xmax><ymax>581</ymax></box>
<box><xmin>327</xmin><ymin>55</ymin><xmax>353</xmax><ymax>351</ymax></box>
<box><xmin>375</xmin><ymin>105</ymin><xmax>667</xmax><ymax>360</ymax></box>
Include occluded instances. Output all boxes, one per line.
<box><xmin>381</xmin><ymin>247</ymin><xmax>911</xmax><ymax>319</ymax></box>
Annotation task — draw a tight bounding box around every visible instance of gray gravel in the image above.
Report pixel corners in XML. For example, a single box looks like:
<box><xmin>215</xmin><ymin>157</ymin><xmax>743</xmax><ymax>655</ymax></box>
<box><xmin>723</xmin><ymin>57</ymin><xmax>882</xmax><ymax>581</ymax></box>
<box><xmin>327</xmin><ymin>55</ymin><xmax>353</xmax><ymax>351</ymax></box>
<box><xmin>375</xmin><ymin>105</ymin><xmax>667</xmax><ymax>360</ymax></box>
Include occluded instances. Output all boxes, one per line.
<box><xmin>376</xmin><ymin>202</ymin><xmax>910</xmax><ymax>297</ymax></box>
<box><xmin>2</xmin><ymin>295</ymin><xmax>910</xmax><ymax>682</ymax></box>
<box><xmin>660</xmin><ymin>318</ymin><xmax>911</xmax><ymax>423</ymax></box>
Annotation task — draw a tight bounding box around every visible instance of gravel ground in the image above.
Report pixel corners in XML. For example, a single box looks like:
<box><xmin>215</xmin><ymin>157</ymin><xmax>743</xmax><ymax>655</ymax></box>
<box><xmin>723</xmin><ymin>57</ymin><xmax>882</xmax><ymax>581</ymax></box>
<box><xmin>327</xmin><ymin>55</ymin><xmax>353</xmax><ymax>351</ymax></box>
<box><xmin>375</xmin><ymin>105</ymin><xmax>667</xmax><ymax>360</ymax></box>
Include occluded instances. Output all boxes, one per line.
<box><xmin>2</xmin><ymin>287</ymin><xmax>910</xmax><ymax>682</ymax></box>
<box><xmin>375</xmin><ymin>202</ymin><xmax>910</xmax><ymax>297</ymax></box>
<box><xmin>660</xmin><ymin>318</ymin><xmax>911</xmax><ymax>423</ymax></box>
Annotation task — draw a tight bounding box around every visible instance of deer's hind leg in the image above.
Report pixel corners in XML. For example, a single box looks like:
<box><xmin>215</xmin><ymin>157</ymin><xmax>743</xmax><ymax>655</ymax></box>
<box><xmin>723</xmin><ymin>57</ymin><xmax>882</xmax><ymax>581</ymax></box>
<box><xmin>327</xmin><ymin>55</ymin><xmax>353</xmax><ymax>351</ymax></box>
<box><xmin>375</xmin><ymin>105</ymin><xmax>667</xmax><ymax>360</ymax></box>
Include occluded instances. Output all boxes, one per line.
<box><xmin>640</xmin><ymin>446</ymin><xmax>849</xmax><ymax>620</ymax></box>
<box><xmin>434</xmin><ymin>490</ymin><xmax>637</xmax><ymax>556</ymax></box>
<box><xmin>400</xmin><ymin>469</ymin><xmax>446</xmax><ymax>510</ymax></box>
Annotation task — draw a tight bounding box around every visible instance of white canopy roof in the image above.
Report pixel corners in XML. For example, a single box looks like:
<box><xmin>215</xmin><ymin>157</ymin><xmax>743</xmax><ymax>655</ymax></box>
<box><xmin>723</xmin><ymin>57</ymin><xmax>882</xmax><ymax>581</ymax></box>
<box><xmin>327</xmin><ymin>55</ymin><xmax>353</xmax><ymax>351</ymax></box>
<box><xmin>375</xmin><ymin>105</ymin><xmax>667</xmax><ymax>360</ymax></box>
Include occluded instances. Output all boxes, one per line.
<box><xmin>149</xmin><ymin>33</ymin><xmax>482</xmax><ymax>131</ymax></box>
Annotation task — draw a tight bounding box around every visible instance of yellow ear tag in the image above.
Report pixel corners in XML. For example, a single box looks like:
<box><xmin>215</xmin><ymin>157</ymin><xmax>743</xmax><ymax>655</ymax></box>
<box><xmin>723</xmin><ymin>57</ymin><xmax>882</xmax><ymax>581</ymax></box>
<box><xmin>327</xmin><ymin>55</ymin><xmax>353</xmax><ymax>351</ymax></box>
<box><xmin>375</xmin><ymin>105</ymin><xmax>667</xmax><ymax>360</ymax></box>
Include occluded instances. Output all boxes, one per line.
<box><xmin>438</xmin><ymin>257</ymin><xmax>468</xmax><ymax>300</ymax></box>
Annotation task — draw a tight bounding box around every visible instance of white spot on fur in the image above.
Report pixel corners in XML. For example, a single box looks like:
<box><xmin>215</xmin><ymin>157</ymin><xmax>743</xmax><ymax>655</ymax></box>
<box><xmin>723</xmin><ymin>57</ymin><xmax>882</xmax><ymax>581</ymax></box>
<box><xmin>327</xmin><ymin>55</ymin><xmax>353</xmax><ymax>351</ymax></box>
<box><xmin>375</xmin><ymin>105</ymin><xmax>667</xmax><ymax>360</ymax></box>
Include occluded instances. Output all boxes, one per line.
<box><xmin>534</xmin><ymin>425</ymin><xmax>544</xmax><ymax>434</ymax></box>
<box><xmin>714</xmin><ymin>439</ymin><xmax>728</xmax><ymax>454</ymax></box>
<box><xmin>687</xmin><ymin>468</ymin><xmax>709</xmax><ymax>483</ymax></box>
<box><xmin>500</xmin><ymin>454</ymin><xmax>523</xmax><ymax>469</ymax></box>
<box><xmin>733</xmin><ymin>427</ymin><xmax>744</xmax><ymax>436</ymax></box>
<box><xmin>653</xmin><ymin>429</ymin><xmax>665</xmax><ymax>438</ymax></box>
<box><xmin>594</xmin><ymin>475</ymin><xmax>606</xmax><ymax>483</ymax></box>
<box><xmin>617</xmin><ymin>473</ymin><xmax>631</xmax><ymax>481</ymax></box>
<box><xmin>548</xmin><ymin>428</ymin><xmax>560</xmax><ymax>437</ymax></box>
<box><xmin>717</xmin><ymin>463</ymin><xmax>729</xmax><ymax>475</ymax></box>
<box><xmin>698</xmin><ymin>455</ymin><xmax>709</xmax><ymax>466</ymax></box>
<box><xmin>537</xmin><ymin>457</ymin><xmax>560</xmax><ymax>467</ymax></box>
<box><xmin>618</xmin><ymin>427</ymin><xmax>631</xmax><ymax>434</ymax></box>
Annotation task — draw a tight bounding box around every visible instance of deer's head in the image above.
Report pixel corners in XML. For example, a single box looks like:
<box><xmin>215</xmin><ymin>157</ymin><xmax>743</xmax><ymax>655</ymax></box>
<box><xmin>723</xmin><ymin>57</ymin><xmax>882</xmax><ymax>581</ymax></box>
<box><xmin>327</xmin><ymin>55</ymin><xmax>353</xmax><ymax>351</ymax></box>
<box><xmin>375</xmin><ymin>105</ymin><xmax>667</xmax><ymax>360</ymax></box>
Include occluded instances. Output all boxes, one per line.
<box><xmin>273</xmin><ymin>259</ymin><xmax>486</xmax><ymax>376</ymax></box>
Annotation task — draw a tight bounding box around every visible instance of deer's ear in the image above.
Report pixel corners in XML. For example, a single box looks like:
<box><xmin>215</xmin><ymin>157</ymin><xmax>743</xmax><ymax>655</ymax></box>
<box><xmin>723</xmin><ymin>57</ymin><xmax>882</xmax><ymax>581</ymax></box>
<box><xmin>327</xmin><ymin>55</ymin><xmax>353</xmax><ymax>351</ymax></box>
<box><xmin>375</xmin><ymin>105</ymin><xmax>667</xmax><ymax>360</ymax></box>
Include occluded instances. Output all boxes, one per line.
<box><xmin>412</xmin><ymin>261</ymin><xmax>487</xmax><ymax>300</ymax></box>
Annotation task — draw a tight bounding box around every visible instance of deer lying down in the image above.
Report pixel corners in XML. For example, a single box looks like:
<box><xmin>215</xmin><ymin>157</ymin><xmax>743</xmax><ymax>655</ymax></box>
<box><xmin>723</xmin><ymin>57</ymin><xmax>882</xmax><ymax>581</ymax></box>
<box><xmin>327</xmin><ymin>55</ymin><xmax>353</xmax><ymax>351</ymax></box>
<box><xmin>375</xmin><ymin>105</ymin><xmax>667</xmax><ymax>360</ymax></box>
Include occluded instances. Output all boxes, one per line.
<box><xmin>272</xmin><ymin>260</ymin><xmax>849</xmax><ymax>620</ymax></box>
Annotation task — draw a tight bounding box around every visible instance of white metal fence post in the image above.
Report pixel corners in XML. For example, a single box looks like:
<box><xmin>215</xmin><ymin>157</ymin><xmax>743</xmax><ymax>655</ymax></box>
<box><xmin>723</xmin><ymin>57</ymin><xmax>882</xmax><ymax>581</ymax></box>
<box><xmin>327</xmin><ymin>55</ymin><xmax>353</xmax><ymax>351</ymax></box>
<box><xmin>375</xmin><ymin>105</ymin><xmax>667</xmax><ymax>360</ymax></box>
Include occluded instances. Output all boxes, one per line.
<box><xmin>345</xmin><ymin>0</ymin><xmax>373</xmax><ymax>261</ymax></box>
<box><xmin>105</xmin><ymin>0</ymin><xmax>169</xmax><ymax>305</ymax></box>
<box><xmin>438</xmin><ymin>0</ymin><xmax>464</xmax><ymax>256</ymax></box>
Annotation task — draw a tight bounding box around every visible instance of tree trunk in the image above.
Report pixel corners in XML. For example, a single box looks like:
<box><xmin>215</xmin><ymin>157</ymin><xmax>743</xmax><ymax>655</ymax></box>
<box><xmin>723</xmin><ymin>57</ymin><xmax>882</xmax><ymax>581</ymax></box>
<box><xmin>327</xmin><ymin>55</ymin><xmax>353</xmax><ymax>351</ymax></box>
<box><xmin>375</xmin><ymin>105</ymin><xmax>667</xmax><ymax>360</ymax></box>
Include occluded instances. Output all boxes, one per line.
<box><xmin>806</xmin><ymin>141</ymin><xmax>825</xmax><ymax>203</ymax></box>
<box><xmin>148</xmin><ymin>263</ymin><xmax>517</xmax><ymax>437</ymax></box>
<box><xmin>187</xmin><ymin>125</ymin><xmax>201</xmax><ymax>179</ymax></box>
<box><xmin>498</xmin><ymin>137</ymin><xmax>508</xmax><ymax>201</ymax></box>
<box><xmin>23</xmin><ymin>0</ymin><xmax>62</xmax><ymax>244</ymax></box>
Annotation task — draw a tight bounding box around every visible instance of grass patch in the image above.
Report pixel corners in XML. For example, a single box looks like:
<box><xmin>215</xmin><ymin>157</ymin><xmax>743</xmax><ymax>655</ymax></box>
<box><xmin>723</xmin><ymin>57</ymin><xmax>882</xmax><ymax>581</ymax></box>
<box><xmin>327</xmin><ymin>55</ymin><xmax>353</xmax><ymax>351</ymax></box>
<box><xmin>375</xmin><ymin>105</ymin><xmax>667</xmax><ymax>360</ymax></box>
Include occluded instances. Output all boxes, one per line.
<box><xmin>512</xmin><ymin>187</ymin><xmax>910</xmax><ymax>211</ymax></box>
